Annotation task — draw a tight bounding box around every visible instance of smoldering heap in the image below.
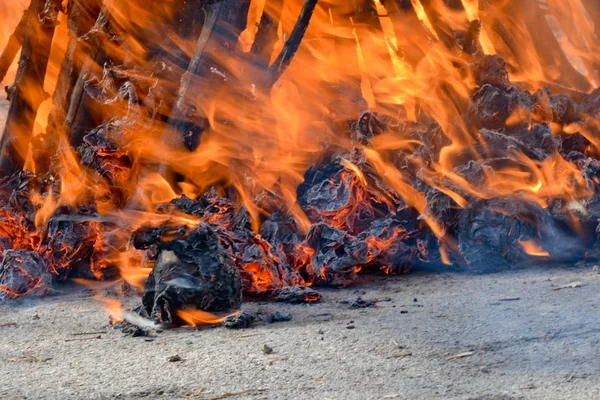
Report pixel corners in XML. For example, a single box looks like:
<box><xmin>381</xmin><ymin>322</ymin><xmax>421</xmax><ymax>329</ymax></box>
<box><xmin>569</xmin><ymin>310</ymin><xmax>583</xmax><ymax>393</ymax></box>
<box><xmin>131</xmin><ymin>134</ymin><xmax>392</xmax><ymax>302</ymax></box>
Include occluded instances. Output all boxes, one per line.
<box><xmin>1</xmin><ymin>0</ymin><xmax>600</xmax><ymax>326</ymax></box>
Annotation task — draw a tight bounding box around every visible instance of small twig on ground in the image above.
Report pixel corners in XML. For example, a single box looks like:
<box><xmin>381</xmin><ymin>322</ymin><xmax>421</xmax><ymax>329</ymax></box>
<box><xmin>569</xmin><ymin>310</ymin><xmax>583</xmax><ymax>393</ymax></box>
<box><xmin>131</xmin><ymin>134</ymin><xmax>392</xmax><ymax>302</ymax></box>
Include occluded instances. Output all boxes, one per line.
<box><xmin>233</xmin><ymin>333</ymin><xmax>262</xmax><ymax>338</ymax></box>
<box><xmin>446</xmin><ymin>351</ymin><xmax>474</xmax><ymax>360</ymax></box>
<box><xmin>64</xmin><ymin>335</ymin><xmax>102</xmax><ymax>342</ymax></box>
<box><xmin>203</xmin><ymin>388</ymin><xmax>268</xmax><ymax>400</ymax></box>
<box><xmin>387</xmin><ymin>353</ymin><xmax>413</xmax><ymax>359</ymax></box>
<box><xmin>69</xmin><ymin>331</ymin><xmax>107</xmax><ymax>336</ymax></box>
<box><xmin>181</xmin><ymin>386</ymin><xmax>206</xmax><ymax>399</ymax></box>
<box><xmin>0</xmin><ymin>322</ymin><xmax>17</xmax><ymax>327</ymax></box>
<box><xmin>552</xmin><ymin>282</ymin><xmax>583</xmax><ymax>291</ymax></box>
<box><xmin>7</xmin><ymin>354</ymin><xmax>52</xmax><ymax>363</ymax></box>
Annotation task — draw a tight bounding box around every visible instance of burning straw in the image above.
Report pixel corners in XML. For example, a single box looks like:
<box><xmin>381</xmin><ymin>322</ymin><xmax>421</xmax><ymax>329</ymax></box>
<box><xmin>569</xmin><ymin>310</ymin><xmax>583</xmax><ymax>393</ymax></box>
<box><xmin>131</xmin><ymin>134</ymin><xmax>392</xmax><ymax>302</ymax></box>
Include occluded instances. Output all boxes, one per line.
<box><xmin>1</xmin><ymin>0</ymin><xmax>600</xmax><ymax>326</ymax></box>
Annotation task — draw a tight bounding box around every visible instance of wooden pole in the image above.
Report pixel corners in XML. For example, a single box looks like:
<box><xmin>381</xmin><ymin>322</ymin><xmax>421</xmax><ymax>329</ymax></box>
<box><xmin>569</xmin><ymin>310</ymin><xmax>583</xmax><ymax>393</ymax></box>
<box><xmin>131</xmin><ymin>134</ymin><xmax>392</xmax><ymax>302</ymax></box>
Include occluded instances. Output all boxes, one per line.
<box><xmin>0</xmin><ymin>8</ymin><xmax>30</xmax><ymax>84</ymax></box>
<box><xmin>0</xmin><ymin>0</ymin><xmax>60</xmax><ymax>176</ymax></box>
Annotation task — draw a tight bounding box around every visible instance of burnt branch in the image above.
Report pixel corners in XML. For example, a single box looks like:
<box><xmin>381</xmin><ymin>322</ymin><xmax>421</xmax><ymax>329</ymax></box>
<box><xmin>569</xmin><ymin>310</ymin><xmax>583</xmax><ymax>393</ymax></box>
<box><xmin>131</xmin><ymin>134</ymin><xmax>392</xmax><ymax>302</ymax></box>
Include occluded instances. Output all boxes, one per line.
<box><xmin>0</xmin><ymin>7</ymin><xmax>30</xmax><ymax>84</ymax></box>
<box><xmin>160</xmin><ymin>0</ymin><xmax>251</xmax><ymax>157</ymax></box>
<box><xmin>0</xmin><ymin>0</ymin><xmax>61</xmax><ymax>176</ymax></box>
<box><xmin>418</xmin><ymin>0</ymin><xmax>461</xmax><ymax>51</ymax></box>
<box><xmin>257</xmin><ymin>0</ymin><xmax>319</xmax><ymax>91</ymax></box>
<box><xmin>250</xmin><ymin>0</ymin><xmax>285</xmax><ymax>71</ymax></box>
<box><xmin>463</xmin><ymin>19</ymin><xmax>482</xmax><ymax>56</ymax></box>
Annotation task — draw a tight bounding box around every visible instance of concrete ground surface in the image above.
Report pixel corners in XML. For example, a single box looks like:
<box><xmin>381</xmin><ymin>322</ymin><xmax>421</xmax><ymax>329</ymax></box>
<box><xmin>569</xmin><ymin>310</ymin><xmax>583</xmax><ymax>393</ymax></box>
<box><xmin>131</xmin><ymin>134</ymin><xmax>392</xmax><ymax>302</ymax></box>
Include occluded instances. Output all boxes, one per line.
<box><xmin>1</xmin><ymin>266</ymin><xmax>600</xmax><ymax>400</ymax></box>
<box><xmin>1</xmin><ymin>89</ymin><xmax>600</xmax><ymax>399</ymax></box>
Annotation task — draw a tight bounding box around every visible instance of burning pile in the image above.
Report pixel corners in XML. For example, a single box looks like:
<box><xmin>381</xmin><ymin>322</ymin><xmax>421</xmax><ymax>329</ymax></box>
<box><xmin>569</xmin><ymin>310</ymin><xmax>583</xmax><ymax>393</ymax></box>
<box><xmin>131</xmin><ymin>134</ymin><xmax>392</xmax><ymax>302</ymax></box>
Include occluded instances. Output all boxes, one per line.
<box><xmin>1</xmin><ymin>0</ymin><xmax>600</xmax><ymax>325</ymax></box>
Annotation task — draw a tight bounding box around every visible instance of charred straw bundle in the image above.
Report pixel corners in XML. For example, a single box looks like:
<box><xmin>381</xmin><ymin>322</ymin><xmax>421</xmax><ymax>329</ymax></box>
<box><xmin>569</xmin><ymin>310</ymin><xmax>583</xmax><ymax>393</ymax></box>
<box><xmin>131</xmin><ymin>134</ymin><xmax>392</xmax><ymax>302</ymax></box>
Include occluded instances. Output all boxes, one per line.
<box><xmin>1</xmin><ymin>0</ymin><xmax>600</xmax><ymax>326</ymax></box>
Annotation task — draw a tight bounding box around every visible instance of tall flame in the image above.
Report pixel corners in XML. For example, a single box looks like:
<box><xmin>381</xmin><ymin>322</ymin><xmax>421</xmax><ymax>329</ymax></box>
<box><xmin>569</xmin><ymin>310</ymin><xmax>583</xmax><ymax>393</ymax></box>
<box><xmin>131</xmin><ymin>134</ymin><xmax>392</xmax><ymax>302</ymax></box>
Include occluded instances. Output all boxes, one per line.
<box><xmin>1</xmin><ymin>0</ymin><xmax>599</xmax><ymax>324</ymax></box>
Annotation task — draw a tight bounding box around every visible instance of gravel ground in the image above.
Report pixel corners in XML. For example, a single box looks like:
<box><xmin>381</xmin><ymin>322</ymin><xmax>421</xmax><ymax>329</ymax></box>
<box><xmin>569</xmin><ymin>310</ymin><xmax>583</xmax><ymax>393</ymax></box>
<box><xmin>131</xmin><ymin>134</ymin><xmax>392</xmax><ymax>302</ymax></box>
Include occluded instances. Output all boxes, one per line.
<box><xmin>1</xmin><ymin>266</ymin><xmax>600</xmax><ymax>400</ymax></box>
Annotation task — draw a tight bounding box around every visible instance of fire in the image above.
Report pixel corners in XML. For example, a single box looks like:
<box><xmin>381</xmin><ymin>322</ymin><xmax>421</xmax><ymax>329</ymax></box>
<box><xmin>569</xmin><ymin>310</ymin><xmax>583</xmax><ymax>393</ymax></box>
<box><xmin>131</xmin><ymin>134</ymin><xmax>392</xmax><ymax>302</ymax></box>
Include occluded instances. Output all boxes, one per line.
<box><xmin>176</xmin><ymin>308</ymin><xmax>236</xmax><ymax>327</ymax></box>
<box><xmin>0</xmin><ymin>0</ymin><xmax>600</xmax><ymax>325</ymax></box>
<box><xmin>519</xmin><ymin>239</ymin><xmax>550</xmax><ymax>257</ymax></box>
<box><xmin>99</xmin><ymin>296</ymin><xmax>124</xmax><ymax>324</ymax></box>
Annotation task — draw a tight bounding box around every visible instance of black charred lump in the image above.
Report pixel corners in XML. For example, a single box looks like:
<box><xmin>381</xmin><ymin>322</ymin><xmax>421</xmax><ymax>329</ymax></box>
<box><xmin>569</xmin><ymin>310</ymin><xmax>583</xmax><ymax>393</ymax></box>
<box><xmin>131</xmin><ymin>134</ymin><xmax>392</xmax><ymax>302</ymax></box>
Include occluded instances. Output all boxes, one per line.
<box><xmin>0</xmin><ymin>250</ymin><xmax>52</xmax><ymax>300</ymax></box>
<box><xmin>297</xmin><ymin>147</ymin><xmax>403</xmax><ymax>235</ymax></box>
<box><xmin>78</xmin><ymin>128</ymin><xmax>132</xmax><ymax>187</ymax></box>
<box><xmin>39</xmin><ymin>205</ymin><xmax>101</xmax><ymax>280</ymax></box>
<box><xmin>139</xmin><ymin>224</ymin><xmax>242</xmax><ymax>326</ymax></box>
<box><xmin>352</xmin><ymin>111</ymin><xmax>389</xmax><ymax>145</ymax></box>
<box><xmin>471</xmin><ymin>54</ymin><xmax>510</xmax><ymax>89</ymax></box>
<box><xmin>477</xmin><ymin>126</ymin><xmax>558</xmax><ymax>162</ymax></box>
<box><xmin>533</xmin><ymin>87</ymin><xmax>578</xmax><ymax>124</ymax></box>
<box><xmin>579</xmin><ymin>87</ymin><xmax>600</xmax><ymax>119</ymax></box>
<box><xmin>223</xmin><ymin>311</ymin><xmax>255</xmax><ymax>329</ymax></box>
<box><xmin>305</xmin><ymin>223</ymin><xmax>369</xmax><ymax>286</ymax></box>
<box><xmin>468</xmin><ymin>85</ymin><xmax>533</xmax><ymax>130</ymax></box>
<box><xmin>359</xmin><ymin>215</ymin><xmax>419</xmax><ymax>274</ymax></box>
<box><xmin>34</xmin><ymin>205</ymin><xmax>101</xmax><ymax>280</ymax></box>
<box><xmin>260</xmin><ymin>210</ymin><xmax>301</xmax><ymax>267</ymax></box>
<box><xmin>274</xmin><ymin>286</ymin><xmax>321</xmax><ymax>303</ymax></box>
<box><xmin>457</xmin><ymin>198</ymin><xmax>554</xmax><ymax>272</ymax></box>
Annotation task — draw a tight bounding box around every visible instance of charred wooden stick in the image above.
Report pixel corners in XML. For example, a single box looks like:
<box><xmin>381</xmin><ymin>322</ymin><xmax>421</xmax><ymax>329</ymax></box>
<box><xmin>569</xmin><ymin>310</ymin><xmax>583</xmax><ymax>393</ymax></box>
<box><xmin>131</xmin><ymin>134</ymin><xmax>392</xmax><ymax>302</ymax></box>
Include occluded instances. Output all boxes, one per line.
<box><xmin>463</xmin><ymin>19</ymin><xmax>482</xmax><ymax>56</ymax></box>
<box><xmin>480</xmin><ymin>0</ymin><xmax>590</xmax><ymax>92</ymax></box>
<box><xmin>69</xmin><ymin>330</ymin><xmax>107</xmax><ymax>336</ymax></box>
<box><xmin>47</xmin><ymin>0</ymin><xmax>103</xmax><ymax>126</ymax></box>
<box><xmin>0</xmin><ymin>0</ymin><xmax>60</xmax><ymax>176</ymax></box>
<box><xmin>257</xmin><ymin>0</ymin><xmax>319</xmax><ymax>91</ymax></box>
<box><xmin>383</xmin><ymin>0</ymin><xmax>431</xmax><ymax>69</ymax></box>
<box><xmin>38</xmin><ymin>0</ymin><xmax>103</xmax><ymax>173</ymax></box>
<box><xmin>250</xmin><ymin>0</ymin><xmax>285</xmax><ymax>71</ymax></box>
<box><xmin>64</xmin><ymin>335</ymin><xmax>101</xmax><ymax>342</ymax></box>
<box><xmin>0</xmin><ymin>8</ymin><xmax>30</xmax><ymax>84</ymax></box>
<box><xmin>160</xmin><ymin>0</ymin><xmax>250</xmax><ymax>158</ymax></box>
<box><xmin>64</xmin><ymin>6</ymin><xmax>115</xmax><ymax>148</ymax></box>
<box><xmin>168</xmin><ymin>0</ymin><xmax>224</xmax><ymax>128</ymax></box>
<box><xmin>418</xmin><ymin>0</ymin><xmax>460</xmax><ymax>51</ymax></box>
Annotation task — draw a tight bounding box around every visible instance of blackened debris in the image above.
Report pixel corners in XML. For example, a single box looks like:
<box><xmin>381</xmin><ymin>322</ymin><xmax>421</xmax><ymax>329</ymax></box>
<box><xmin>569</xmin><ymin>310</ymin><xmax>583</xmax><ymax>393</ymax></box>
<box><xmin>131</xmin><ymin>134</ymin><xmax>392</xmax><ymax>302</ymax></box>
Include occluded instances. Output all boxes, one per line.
<box><xmin>270</xmin><ymin>311</ymin><xmax>292</xmax><ymax>322</ymax></box>
<box><xmin>341</xmin><ymin>296</ymin><xmax>392</xmax><ymax>308</ymax></box>
<box><xmin>122</xmin><ymin>324</ymin><xmax>149</xmax><ymax>337</ymax></box>
<box><xmin>468</xmin><ymin>84</ymin><xmax>533</xmax><ymax>130</ymax></box>
<box><xmin>352</xmin><ymin>111</ymin><xmax>389</xmax><ymax>145</ymax></box>
<box><xmin>360</xmin><ymin>216</ymin><xmax>419</xmax><ymax>274</ymax></box>
<box><xmin>305</xmin><ymin>223</ymin><xmax>368</xmax><ymax>285</ymax></box>
<box><xmin>256</xmin><ymin>310</ymin><xmax>293</xmax><ymax>323</ymax></box>
<box><xmin>274</xmin><ymin>286</ymin><xmax>321</xmax><ymax>303</ymax></box>
<box><xmin>223</xmin><ymin>311</ymin><xmax>256</xmax><ymax>329</ymax></box>
<box><xmin>260</xmin><ymin>210</ymin><xmax>301</xmax><ymax>267</ymax></box>
<box><xmin>348</xmin><ymin>296</ymin><xmax>376</xmax><ymax>308</ymax></box>
<box><xmin>78</xmin><ymin>127</ymin><xmax>132</xmax><ymax>200</ymax></box>
<box><xmin>471</xmin><ymin>54</ymin><xmax>510</xmax><ymax>89</ymax></box>
<box><xmin>262</xmin><ymin>344</ymin><xmax>274</xmax><ymax>354</ymax></box>
<box><xmin>39</xmin><ymin>205</ymin><xmax>102</xmax><ymax>280</ymax></box>
<box><xmin>579</xmin><ymin>87</ymin><xmax>600</xmax><ymax>119</ymax></box>
<box><xmin>533</xmin><ymin>87</ymin><xmax>578</xmax><ymax>124</ymax></box>
<box><xmin>297</xmin><ymin>147</ymin><xmax>403</xmax><ymax>235</ymax></box>
<box><xmin>139</xmin><ymin>224</ymin><xmax>242</xmax><ymax>326</ymax></box>
<box><xmin>0</xmin><ymin>250</ymin><xmax>52</xmax><ymax>300</ymax></box>
<box><xmin>458</xmin><ymin>198</ymin><xmax>552</xmax><ymax>271</ymax></box>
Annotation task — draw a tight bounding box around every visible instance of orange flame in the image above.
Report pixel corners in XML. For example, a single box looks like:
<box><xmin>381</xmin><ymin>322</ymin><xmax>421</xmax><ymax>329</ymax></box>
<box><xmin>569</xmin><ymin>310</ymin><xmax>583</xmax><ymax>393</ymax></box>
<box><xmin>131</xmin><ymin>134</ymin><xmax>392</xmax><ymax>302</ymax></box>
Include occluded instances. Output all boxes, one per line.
<box><xmin>176</xmin><ymin>308</ymin><xmax>238</xmax><ymax>327</ymax></box>
<box><xmin>1</xmin><ymin>0</ymin><xmax>600</xmax><ymax>307</ymax></box>
<box><xmin>519</xmin><ymin>239</ymin><xmax>550</xmax><ymax>257</ymax></box>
